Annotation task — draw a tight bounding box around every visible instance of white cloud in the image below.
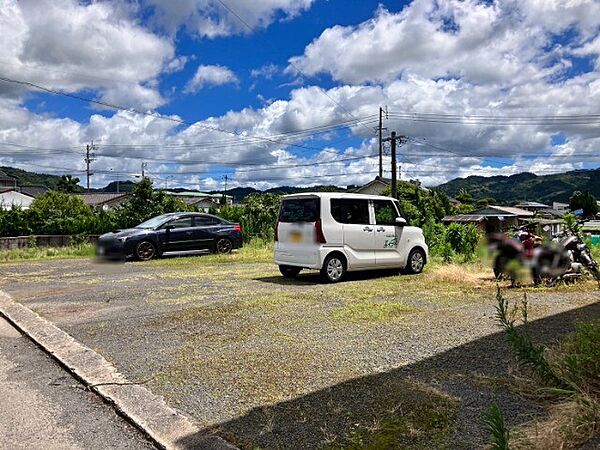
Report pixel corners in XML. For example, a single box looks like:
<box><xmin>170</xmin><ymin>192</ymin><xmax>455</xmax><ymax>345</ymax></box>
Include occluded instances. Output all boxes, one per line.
<box><xmin>144</xmin><ymin>0</ymin><xmax>315</xmax><ymax>38</ymax></box>
<box><xmin>288</xmin><ymin>0</ymin><xmax>600</xmax><ymax>86</ymax></box>
<box><xmin>184</xmin><ymin>65</ymin><xmax>239</xmax><ymax>93</ymax></box>
<box><xmin>0</xmin><ymin>0</ymin><xmax>178</xmax><ymax>109</ymax></box>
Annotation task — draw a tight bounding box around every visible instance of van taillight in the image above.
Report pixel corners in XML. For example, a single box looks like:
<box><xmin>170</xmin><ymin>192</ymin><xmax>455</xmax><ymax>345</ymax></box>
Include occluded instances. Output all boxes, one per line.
<box><xmin>315</xmin><ymin>219</ymin><xmax>326</xmax><ymax>244</ymax></box>
<box><xmin>274</xmin><ymin>220</ymin><xmax>279</xmax><ymax>242</ymax></box>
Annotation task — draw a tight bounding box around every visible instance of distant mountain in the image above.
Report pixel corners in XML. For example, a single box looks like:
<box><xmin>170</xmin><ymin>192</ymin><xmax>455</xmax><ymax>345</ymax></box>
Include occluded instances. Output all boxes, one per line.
<box><xmin>99</xmin><ymin>180</ymin><xmax>136</xmax><ymax>193</ymax></box>
<box><xmin>209</xmin><ymin>185</ymin><xmax>347</xmax><ymax>202</ymax></box>
<box><xmin>437</xmin><ymin>168</ymin><xmax>600</xmax><ymax>204</ymax></box>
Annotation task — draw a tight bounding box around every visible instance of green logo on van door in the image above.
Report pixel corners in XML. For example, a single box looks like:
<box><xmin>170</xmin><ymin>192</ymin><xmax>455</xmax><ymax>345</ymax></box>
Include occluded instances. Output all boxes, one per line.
<box><xmin>384</xmin><ymin>237</ymin><xmax>398</xmax><ymax>248</ymax></box>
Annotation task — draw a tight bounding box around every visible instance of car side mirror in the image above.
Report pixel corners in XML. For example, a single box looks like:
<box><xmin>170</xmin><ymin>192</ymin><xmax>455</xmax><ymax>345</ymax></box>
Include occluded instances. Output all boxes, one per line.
<box><xmin>163</xmin><ymin>224</ymin><xmax>174</xmax><ymax>231</ymax></box>
<box><xmin>395</xmin><ymin>217</ymin><xmax>407</xmax><ymax>226</ymax></box>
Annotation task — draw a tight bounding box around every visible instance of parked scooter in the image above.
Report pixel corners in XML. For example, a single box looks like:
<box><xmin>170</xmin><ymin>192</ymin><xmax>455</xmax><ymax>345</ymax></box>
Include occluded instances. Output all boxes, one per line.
<box><xmin>488</xmin><ymin>225</ymin><xmax>571</xmax><ymax>286</ymax></box>
<box><xmin>552</xmin><ymin>225</ymin><xmax>599</xmax><ymax>281</ymax></box>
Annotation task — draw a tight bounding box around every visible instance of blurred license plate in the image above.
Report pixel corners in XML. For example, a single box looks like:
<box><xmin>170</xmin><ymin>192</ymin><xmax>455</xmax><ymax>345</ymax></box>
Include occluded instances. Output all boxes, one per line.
<box><xmin>97</xmin><ymin>246</ymin><xmax>105</xmax><ymax>255</ymax></box>
<box><xmin>290</xmin><ymin>231</ymin><xmax>303</xmax><ymax>243</ymax></box>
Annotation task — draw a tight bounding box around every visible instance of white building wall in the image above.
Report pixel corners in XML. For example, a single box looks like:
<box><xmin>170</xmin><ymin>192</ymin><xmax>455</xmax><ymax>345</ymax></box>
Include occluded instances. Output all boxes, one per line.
<box><xmin>0</xmin><ymin>191</ymin><xmax>34</xmax><ymax>210</ymax></box>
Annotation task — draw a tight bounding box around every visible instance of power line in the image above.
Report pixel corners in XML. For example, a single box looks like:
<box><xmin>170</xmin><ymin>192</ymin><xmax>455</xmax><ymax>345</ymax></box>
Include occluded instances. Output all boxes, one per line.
<box><xmin>0</xmin><ymin>74</ymin><xmax>374</xmax><ymax>153</ymax></box>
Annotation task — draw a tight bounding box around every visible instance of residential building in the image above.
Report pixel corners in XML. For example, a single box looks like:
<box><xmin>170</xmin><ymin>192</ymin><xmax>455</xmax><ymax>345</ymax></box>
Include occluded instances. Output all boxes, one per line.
<box><xmin>582</xmin><ymin>220</ymin><xmax>600</xmax><ymax>245</ymax></box>
<box><xmin>552</xmin><ymin>202</ymin><xmax>569</xmax><ymax>212</ymax></box>
<box><xmin>355</xmin><ymin>176</ymin><xmax>391</xmax><ymax>195</ymax></box>
<box><xmin>19</xmin><ymin>185</ymin><xmax>49</xmax><ymax>197</ymax></box>
<box><xmin>76</xmin><ymin>193</ymin><xmax>131</xmax><ymax>211</ymax></box>
<box><xmin>0</xmin><ymin>170</ymin><xmax>17</xmax><ymax>189</ymax></box>
<box><xmin>515</xmin><ymin>201</ymin><xmax>551</xmax><ymax>212</ymax></box>
<box><xmin>0</xmin><ymin>189</ymin><xmax>34</xmax><ymax>210</ymax></box>
<box><xmin>163</xmin><ymin>191</ymin><xmax>233</xmax><ymax>211</ymax></box>
<box><xmin>443</xmin><ymin>205</ymin><xmax>533</xmax><ymax>234</ymax></box>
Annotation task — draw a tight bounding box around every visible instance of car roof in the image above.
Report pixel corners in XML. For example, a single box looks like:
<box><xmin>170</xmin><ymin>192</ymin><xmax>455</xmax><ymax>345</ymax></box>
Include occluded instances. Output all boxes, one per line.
<box><xmin>281</xmin><ymin>192</ymin><xmax>396</xmax><ymax>201</ymax></box>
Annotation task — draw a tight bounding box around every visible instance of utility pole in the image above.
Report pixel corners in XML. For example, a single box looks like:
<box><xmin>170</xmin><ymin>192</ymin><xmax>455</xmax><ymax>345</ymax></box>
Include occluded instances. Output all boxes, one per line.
<box><xmin>223</xmin><ymin>175</ymin><xmax>228</xmax><ymax>205</ymax></box>
<box><xmin>141</xmin><ymin>162</ymin><xmax>148</xmax><ymax>179</ymax></box>
<box><xmin>390</xmin><ymin>131</ymin><xmax>397</xmax><ymax>198</ymax></box>
<box><xmin>383</xmin><ymin>131</ymin><xmax>407</xmax><ymax>199</ymax></box>
<box><xmin>84</xmin><ymin>141</ymin><xmax>96</xmax><ymax>193</ymax></box>
<box><xmin>377</xmin><ymin>106</ymin><xmax>387</xmax><ymax>178</ymax></box>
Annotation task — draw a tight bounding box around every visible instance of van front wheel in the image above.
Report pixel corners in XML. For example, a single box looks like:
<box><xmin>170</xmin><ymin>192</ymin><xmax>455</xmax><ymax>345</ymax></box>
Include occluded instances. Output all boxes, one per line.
<box><xmin>279</xmin><ymin>265</ymin><xmax>301</xmax><ymax>278</ymax></box>
<box><xmin>321</xmin><ymin>254</ymin><xmax>346</xmax><ymax>283</ymax></box>
<box><xmin>406</xmin><ymin>248</ymin><xmax>425</xmax><ymax>274</ymax></box>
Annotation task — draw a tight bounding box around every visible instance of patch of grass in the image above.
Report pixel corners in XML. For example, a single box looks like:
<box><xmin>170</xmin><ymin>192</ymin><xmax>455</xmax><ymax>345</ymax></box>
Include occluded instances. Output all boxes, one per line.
<box><xmin>148</xmin><ymin>238</ymin><xmax>273</xmax><ymax>268</ymax></box>
<box><xmin>332</xmin><ymin>300</ymin><xmax>415</xmax><ymax>322</ymax></box>
<box><xmin>322</xmin><ymin>381</ymin><xmax>460</xmax><ymax>450</ymax></box>
<box><xmin>0</xmin><ymin>244</ymin><xmax>95</xmax><ymax>263</ymax></box>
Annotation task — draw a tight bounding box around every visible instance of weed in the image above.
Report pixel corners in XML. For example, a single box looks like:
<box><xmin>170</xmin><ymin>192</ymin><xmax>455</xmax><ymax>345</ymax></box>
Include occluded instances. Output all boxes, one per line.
<box><xmin>482</xmin><ymin>403</ymin><xmax>511</xmax><ymax>450</ymax></box>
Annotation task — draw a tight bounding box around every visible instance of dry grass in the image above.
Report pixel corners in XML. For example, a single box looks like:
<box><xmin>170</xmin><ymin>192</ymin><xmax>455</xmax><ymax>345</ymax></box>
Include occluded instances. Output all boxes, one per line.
<box><xmin>514</xmin><ymin>399</ymin><xmax>600</xmax><ymax>449</ymax></box>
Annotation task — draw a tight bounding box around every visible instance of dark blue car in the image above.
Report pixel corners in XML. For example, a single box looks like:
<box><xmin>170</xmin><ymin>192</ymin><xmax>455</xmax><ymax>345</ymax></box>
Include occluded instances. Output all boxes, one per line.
<box><xmin>97</xmin><ymin>212</ymin><xmax>243</xmax><ymax>261</ymax></box>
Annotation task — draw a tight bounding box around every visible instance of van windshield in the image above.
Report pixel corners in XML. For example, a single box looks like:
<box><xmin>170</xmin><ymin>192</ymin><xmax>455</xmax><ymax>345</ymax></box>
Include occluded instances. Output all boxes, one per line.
<box><xmin>279</xmin><ymin>198</ymin><xmax>320</xmax><ymax>222</ymax></box>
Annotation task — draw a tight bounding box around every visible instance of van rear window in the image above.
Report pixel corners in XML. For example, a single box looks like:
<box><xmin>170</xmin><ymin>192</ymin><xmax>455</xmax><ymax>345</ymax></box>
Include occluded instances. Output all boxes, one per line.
<box><xmin>279</xmin><ymin>198</ymin><xmax>320</xmax><ymax>222</ymax></box>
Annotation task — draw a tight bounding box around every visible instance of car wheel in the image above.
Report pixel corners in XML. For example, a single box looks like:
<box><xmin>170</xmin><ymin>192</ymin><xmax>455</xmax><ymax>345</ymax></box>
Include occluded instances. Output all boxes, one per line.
<box><xmin>406</xmin><ymin>248</ymin><xmax>425</xmax><ymax>274</ymax></box>
<box><xmin>279</xmin><ymin>265</ymin><xmax>301</xmax><ymax>278</ymax></box>
<box><xmin>216</xmin><ymin>238</ymin><xmax>233</xmax><ymax>254</ymax></box>
<box><xmin>135</xmin><ymin>240</ymin><xmax>156</xmax><ymax>261</ymax></box>
<box><xmin>321</xmin><ymin>254</ymin><xmax>346</xmax><ymax>283</ymax></box>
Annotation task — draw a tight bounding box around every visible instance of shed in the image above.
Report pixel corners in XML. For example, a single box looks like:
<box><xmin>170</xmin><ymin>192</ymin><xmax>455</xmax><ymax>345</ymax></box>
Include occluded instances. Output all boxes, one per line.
<box><xmin>0</xmin><ymin>190</ymin><xmax>34</xmax><ymax>210</ymax></box>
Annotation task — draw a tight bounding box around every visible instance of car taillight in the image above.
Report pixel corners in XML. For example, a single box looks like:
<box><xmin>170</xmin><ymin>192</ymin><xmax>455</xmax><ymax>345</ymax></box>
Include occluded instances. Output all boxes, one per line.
<box><xmin>315</xmin><ymin>219</ymin><xmax>326</xmax><ymax>244</ymax></box>
<box><xmin>233</xmin><ymin>224</ymin><xmax>242</xmax><ymax>232</ymax></box>
<box><xmin>274</xmin><ymin>220</ymin><xmax>279</xmax><ymax>242</ymax></box>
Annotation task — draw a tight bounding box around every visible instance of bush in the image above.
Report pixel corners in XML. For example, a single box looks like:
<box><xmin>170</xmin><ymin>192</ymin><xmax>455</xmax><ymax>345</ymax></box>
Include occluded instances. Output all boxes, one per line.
<box><xmin>219</xmin><ymin>193</ymin><xmax>281</xmax><ymax>242</ymax></box>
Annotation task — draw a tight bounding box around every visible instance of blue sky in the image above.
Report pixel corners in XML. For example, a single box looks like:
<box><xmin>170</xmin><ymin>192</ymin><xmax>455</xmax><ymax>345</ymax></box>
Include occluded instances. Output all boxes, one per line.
<box><xmin>1</xmin><ymin>0</ymin><xmax>600</xmax><ymax>190</ymax></box>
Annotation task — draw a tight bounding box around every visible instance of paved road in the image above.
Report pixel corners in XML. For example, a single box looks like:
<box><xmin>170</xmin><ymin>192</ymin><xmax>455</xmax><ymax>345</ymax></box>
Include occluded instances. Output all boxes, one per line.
<box><xmin>0</xmin><ymin>317</ymin><xmax>155</xmax><ymax>450</ymax></box>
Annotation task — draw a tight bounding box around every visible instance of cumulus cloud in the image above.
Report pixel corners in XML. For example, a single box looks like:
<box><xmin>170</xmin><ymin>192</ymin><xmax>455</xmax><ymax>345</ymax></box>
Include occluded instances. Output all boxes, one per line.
<box><xmin>0</xmin><ymin>0</ymin><xmax>178</xmax><ymax>109</ymax></box>
<box><xmin>184</xmin><ymin>65</ymin><xmax>239</xmax><ymax>93</ymax></box>
<box><xmin>288</xmin><ymin>0</ymin><xmax>600</xmax><ymax>85</ymax></box>
<box><xmin>144</xmin><ymin>0</ymin><xmax>315</xmax><ymax>38</ymax></box>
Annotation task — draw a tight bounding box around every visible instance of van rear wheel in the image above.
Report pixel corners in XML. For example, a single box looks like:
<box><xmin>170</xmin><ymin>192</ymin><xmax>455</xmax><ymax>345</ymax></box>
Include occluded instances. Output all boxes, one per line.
<box><xmin>279</xmin><ymin>265</ymin><xmax>301</xmax><ymax>278</ymax></box>
<box><xmin>321</xmin><ymin>254</ymin><xmax>346</xmax><ymax>283</ymax></box>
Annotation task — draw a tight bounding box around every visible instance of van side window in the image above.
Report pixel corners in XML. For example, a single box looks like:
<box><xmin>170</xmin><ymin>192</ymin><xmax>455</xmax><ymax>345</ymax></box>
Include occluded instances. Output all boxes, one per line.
<box><xmin>279</xmin><ymin>198</ymin><xmax>320</xmax><ymax>222</ymax></box>
<box><xmin>373</xmin><ymin>200</ymin><xmax>400</xmax><ymax>226</ymax></box>
<box><xmin>331</xmin><ymin>199</ymin><xmax>370</xmax><ymax>225</ymax></box>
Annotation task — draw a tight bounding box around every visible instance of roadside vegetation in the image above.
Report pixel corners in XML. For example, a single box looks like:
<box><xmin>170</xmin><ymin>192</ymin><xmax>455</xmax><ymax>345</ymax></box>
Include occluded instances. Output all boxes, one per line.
<box><xmin>489</xmin><ymin>289</ymin><xmax>600</xmax><ymax>448</ymax></box>
<box><xmin>0</xmin><ymin>243</ymin><xmax>94</xmax><ymax>263</ymax></box>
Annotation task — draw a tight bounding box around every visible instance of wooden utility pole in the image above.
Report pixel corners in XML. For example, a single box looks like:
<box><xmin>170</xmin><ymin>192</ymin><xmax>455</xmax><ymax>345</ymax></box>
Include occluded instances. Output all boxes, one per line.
<box><xmin>377</xmin><ymin>107</ymin><xmax>387</xmax><ymax>178</ymax></box>
<box><xmin>141</xmin><ymin>162</ymin><xmax>148</xmax><ymax>178</ymax></box>
<box><xmin>390</xmin><ymin>131</ymin><xmax>397</xmax><ymax>198</ymax></box>
<box><xmin>84</xmin><ymin>141</ymin><xmax>96</xmax><ymax>193</ymax></box>
<box><xmin>383</xmin><ymin>131</ymin><xmax>407</xmax><ymax>199</ymax></box>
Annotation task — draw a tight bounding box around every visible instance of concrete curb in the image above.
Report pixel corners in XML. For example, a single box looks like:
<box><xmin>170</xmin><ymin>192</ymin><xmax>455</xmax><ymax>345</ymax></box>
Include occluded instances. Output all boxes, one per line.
<box><xmin>0</xmin><ymin>291</ymin><xmax>237</xmax><ymax>450</ymax></box>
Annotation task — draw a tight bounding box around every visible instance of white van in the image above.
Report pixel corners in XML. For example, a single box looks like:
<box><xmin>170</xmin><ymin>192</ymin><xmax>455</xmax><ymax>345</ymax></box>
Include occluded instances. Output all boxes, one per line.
<box><xmin>274</xmin><ymin>193</ymin><xmax>428</xmax><ymax>282</ymax></box>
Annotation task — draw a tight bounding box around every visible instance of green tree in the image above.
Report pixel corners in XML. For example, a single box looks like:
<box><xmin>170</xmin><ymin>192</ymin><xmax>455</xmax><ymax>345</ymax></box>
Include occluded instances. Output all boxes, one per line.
<box><xmin>28</xmin><ymin>191</ymin><xmax>93</xmax><ymax>235</ymax></box>
<box><xmin>113</xmin><ymin>177</ymin><xmax>194</xmax><ymax>228</ymax></box>
<box><xmin>56</xmin><ymin>175</ymin><xmax>81</xmax><ymax>193</ymax></box>
<box><xmin>456</xmin><ymin>188</ymin><xmax>474</xmax><ymax>204</ymax></box>
<box><xmin>569</xmin><ymin>191</ymin><xmax>598</xmax><ymax>218</ymax></box>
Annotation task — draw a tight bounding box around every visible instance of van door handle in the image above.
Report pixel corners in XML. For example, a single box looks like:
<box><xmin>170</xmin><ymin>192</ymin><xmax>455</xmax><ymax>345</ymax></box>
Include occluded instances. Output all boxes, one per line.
<box><xmin>363</xmin><ymin>226</ymin><xmax>373</xmax><ymax>232</ymax></box>
<box><xmin>376</xmin><ymin>227</ymin><xmax>385</xmax><ymax>232</ymax></box>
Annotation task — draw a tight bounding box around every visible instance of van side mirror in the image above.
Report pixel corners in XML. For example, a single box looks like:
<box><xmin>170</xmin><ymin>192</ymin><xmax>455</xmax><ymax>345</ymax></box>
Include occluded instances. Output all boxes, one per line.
<box><xmin>395</xmin><ymin>217</ymin><xmax>407</xmax><ymax>226</ymax></box>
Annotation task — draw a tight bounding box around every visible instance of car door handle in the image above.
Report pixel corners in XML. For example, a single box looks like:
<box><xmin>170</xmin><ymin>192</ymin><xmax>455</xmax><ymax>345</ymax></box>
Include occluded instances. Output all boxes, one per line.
<box><xmin>376</xmin><ymin>227</ymin><xmax>386</xmax><ymax>232</ymax></box>
<box><xmin>363</xmin><ymin>226</ymin><xmax>373</xmax><ymax>232</ymax></box>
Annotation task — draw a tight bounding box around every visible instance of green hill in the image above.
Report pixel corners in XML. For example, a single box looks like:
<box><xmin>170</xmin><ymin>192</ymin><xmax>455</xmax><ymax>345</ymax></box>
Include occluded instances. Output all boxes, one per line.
<box><xmin>1</xmin><ymin>166</ymin><xmax>66</xmax><ymax>189</ymax></box>
<box><xmin>436</xmin><ymin>168</ymin><xmax>600</xmax><ymax>204</ymax></box>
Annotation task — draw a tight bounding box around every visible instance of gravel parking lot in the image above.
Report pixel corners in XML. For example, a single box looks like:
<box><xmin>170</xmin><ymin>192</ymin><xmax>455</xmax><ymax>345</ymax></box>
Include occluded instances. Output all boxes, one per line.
<box><xmin>1</xmin><ymin>254</ymin><xmax>599</xmax><ymax>449</ymax></box>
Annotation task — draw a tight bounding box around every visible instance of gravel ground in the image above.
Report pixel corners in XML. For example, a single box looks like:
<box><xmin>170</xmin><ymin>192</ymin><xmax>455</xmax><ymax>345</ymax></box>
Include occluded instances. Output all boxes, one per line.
<box><xmin>1</xmin><ymin>256</ymin><xmax>599</xmax><ymax>449</ymax></box>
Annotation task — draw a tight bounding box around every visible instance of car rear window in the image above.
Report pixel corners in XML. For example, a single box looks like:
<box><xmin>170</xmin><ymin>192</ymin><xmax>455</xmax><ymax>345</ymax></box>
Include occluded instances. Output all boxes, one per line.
<box><xmin>279</xmin><ymin>198</ymin><xmax>320</xmax><ymax>222</ymax></box>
